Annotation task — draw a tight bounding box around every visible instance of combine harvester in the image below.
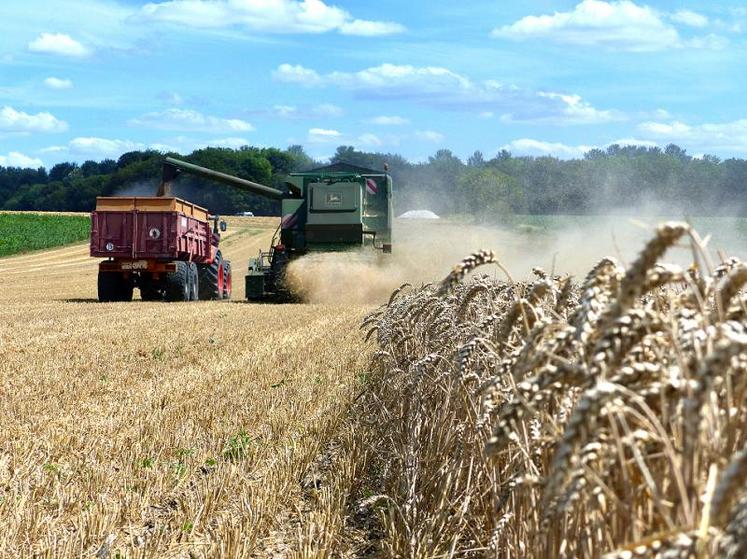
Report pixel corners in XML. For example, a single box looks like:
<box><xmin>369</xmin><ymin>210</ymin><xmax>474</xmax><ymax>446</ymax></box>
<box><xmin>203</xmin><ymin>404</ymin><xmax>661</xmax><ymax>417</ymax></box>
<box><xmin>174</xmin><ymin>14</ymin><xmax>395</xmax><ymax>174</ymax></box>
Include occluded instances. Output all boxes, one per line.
<box><xmin>90</xmin><ymin>158</ymin><xmax>393</xmax><ymax>302</ymax></box>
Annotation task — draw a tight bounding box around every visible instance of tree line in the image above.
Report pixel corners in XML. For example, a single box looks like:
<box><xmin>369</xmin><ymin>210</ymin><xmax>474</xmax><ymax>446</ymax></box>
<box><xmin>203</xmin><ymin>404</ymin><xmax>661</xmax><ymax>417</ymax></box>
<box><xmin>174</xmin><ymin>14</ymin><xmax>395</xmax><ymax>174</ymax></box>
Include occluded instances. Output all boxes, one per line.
<box><xmin>1</xmin><ymin>143</ymin><xmax>746</xmax><ymax>218</ymax></box>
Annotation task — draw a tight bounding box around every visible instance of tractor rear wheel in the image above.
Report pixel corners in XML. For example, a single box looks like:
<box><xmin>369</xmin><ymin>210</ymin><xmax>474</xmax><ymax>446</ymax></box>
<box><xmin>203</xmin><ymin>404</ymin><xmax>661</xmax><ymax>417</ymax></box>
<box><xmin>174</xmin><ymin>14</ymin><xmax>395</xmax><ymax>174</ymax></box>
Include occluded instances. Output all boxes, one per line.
<box><xmin>189</xmin><ymin>262</ymin><xmax>199</xmax><ymax>301</ymax></box>
<box><xmin>198</xmin><ymin>251</ymin><xmax>224</xmax><ymax>300</ymax></box>
<box><xmin>222</xmin><ymin>261</ymin><xmax>232</xmax><ymax>299</ymax></box>
<box><xmin>98</xmin><ymin>271</ymin><xmax>133</xmax><ymax>302</ymax></box>
<box><xmin>165</xmin><ymin>261</ymin><xmax>190</xmax><ymax>302</ymax></box>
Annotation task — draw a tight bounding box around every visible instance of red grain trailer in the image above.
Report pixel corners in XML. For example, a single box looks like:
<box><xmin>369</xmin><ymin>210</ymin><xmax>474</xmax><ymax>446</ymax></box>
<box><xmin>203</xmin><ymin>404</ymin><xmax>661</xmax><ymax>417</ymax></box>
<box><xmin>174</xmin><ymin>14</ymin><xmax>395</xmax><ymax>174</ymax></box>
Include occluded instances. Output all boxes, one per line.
<box><xmin>90</xmin><ymin>196</ymin><xmax>232</xmax><ymax>302</ymax></box>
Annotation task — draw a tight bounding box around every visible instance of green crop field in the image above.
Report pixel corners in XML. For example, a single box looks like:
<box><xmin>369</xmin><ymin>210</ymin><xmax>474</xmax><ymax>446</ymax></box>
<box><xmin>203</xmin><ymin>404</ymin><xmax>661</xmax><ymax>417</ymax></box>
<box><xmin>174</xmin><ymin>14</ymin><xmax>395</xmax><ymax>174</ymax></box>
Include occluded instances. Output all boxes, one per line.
<box><xmin>0</xmin><ymin>213</ymin><xmax>90</xmax><ymax>258</ymax></box>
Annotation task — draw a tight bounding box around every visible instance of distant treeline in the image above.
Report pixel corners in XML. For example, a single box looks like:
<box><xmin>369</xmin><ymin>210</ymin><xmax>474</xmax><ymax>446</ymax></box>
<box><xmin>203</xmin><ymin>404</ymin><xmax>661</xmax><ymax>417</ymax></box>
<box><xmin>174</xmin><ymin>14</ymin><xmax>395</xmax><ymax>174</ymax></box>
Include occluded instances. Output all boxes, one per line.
<box><xmin>1</xmin><ymin>143</ymin><xmax>746</xmax><ymax>217</ymax></box>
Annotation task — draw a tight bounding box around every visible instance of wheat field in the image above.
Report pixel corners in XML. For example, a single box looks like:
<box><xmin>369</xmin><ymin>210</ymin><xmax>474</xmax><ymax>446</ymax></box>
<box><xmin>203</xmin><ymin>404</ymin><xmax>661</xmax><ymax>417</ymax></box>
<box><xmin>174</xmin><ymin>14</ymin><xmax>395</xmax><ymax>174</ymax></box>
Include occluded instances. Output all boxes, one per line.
<box><xmin>4</xmin><ymin>217</ymin><xmax>747</xmax><ymax>558</ymax></box>
<box><xmin>0</xmin><ymin>217</ymin><xmax>372</xmax><ymax>558</ymax></box>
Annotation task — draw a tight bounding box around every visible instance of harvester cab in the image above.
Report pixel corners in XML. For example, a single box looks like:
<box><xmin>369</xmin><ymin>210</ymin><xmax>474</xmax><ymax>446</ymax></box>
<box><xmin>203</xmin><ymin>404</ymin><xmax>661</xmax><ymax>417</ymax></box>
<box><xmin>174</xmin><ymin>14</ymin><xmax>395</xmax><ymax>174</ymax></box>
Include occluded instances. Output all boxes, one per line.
<box><xmin>157</xmin><ymin>157</ymin><xmax>393</xmax><ymax>300</ymax></box>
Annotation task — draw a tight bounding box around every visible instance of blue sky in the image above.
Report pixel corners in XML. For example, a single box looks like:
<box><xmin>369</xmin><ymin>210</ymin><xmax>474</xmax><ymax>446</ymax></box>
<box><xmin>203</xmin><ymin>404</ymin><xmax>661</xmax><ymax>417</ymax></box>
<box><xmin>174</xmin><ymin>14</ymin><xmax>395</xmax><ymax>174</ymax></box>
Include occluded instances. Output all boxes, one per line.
<box><xmin>1</xmin><ymin>0</ymin><xmax>746</xmax><ymax>168</ymax></box>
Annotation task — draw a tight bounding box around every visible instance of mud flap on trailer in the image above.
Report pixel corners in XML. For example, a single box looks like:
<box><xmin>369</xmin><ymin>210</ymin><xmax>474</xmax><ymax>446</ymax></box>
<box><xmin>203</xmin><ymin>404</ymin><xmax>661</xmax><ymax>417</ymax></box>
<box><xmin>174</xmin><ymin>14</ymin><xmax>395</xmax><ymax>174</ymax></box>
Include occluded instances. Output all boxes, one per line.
<box><xmin>246</xmin><ymin>272</ymin><xmax>264</xmax><ymax>300</ymax></box>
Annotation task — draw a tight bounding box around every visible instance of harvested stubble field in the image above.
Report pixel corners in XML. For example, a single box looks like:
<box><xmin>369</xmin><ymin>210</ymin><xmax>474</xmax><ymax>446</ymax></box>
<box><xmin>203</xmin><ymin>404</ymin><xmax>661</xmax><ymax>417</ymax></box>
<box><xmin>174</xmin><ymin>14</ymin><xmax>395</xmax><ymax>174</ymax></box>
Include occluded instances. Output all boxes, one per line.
<box><xmin>0</xmin><ymin>216</ymin><xmax>372</xmax><ymax>557</ymax></box>
<box><xmin>4</xmin><ymin>215</ymin><xmax>747</xmax><ymax>558</ymax></box>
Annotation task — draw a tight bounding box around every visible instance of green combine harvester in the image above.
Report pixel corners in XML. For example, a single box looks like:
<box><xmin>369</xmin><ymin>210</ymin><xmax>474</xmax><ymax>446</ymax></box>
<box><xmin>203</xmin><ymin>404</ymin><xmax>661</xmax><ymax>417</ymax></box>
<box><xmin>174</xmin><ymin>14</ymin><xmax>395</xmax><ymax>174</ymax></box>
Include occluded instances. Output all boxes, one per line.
<box><xmin>158</xmin><ymin>157</ymin><xmax>393</xmax><ymax>300</ymax></box>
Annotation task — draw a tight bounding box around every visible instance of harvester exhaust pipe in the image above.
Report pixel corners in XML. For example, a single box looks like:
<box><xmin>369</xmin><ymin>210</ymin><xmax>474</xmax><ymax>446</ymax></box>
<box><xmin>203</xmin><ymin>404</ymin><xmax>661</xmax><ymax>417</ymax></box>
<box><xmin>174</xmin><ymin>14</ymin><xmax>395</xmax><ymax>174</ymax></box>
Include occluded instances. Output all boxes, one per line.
<box><xmin>157</xmin><ymin>157</ymin><xmax>284</xmax><ymax>199</ymax></box>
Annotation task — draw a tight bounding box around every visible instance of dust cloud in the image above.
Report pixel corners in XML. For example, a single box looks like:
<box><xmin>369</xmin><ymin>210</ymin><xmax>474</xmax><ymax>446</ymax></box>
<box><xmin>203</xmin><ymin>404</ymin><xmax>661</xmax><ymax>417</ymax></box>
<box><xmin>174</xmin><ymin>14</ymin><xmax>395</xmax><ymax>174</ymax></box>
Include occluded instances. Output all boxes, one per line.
<box><xmin>286</xmin><ymin>215</ymin><xmax>747</xmax><ymax>305</ymax></box>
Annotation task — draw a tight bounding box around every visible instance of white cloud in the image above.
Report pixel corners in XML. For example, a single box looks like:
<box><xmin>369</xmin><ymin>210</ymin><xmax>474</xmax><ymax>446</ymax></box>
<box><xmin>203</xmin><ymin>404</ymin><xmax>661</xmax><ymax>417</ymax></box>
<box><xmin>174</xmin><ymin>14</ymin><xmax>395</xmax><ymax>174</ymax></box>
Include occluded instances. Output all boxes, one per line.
<box><xmin>0</xmin><ymin>106</ymin><xmax>68</xmax><ymax>133</ymax></box>
<box><xmin>139</xmin><ymin>0</ymin><xmax>404</xmax><ymax>36</ymax></box>
<box><xmin>683</xmin><ymin>33</ymin><xmax>728</xmax><ymax>50</ymax></box>
<box><xmin>503</xmin><ymin>91</ymin><xmax>622</xmax><ymax>124</ymax></box>
<box><xmin>368</xmin><ymin>115</ymin><xmax>409</xmax><ymax>126</ymax></box>
<box><xmin>44</xmin><ymin>77</ymin><xmax>73</xmax><ymax>90</ymax></box>
<box><xmin>492</xmin><ymin>0</ymin><xmax>724</xmax><ymax>52</ymax></box>
<box><xmin>273</xmin><ymin>63</ymin><xmax>617</xmax><ymax>124</ymax></box>
<box><xmin>130</xmin><ymin>108</ymin><xmax>254</xmax><ymax>133</ymax></box>
<box><xmin>356</xmin><ymin>133</ymin><xmax>382</xmax><ymax>147</ymax></box>
<box><xmin>69</xmin><ymin>137</ymin><xmax>144</xmax><ymax>155</ymax></box>
<box><xmin>273</xmin><ymin>64</ymin><xmax>323</xmax><ymax>86</ymax></box>
<box><xmin>28</xmin><ymin>33</ymin><xmax>91</xmax><ymax>57</ymax></box>
<box><xmin>158</xmin><ymin>91</ymin><xmax>184</xmax><ymax>105</ymax></box>
<box><xmin>500</xmin><ymin>138</ymin><xmax>594</xmax><ymax>158</ymax></box>
<box><xmin>671</xmin><ymin>9</ymin><xmax>708</xmax><ymax>28</ymax></box>
<box><xmin>314</xmin><ymin>103</ymin><xmax>344</xmax><ymax>117</ymax></box>
<box><xmin>638</xmin><ymin>118</ymin><xmax>747</xmax><ymax>153</ymax></box>
<box><xmin>266</xmin><ymin>102</ymin><xmax>343</xmax><ymax>119</ymax></box>
<box><xmin>609</xmin><ymin>137</ymin><xmax>659</xmax><ymax>148</ymax></box>
<box><xmin>308</xmin><ymin>128</ymin><xmax>341</xmax><ymax>142</ymax></box>
<box><xmin>208</xmin><ymin>137</ymin><xmax>251</xmax><ymax>149</ymax></box>
<box><xmin>340</xmin><ymin>19</ymin><xmax>405</xmax><ymax>36</ymax></box>
<box><xmin>415</xmin><ymin>130</ymin><xmax>445</xmax><ymax>143</ymax></box>
<box><xmin>0</xmin><ymin>151</ymin><xmax>44</xmax><ymax>168</ymax></box>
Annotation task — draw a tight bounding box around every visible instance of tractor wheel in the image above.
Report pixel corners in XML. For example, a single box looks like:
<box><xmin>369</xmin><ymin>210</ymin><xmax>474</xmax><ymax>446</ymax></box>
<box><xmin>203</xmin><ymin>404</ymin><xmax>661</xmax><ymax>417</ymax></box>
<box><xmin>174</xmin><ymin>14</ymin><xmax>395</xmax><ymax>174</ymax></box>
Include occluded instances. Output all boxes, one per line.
<box><xmin>189</xmin><ymin>262</ymin><xmax>199</xmax><ymax>301</ymax></box>
<box><xmin>165</xmin><ymin>261</ymin><xmax>190</xmax><ymax>302</ymax></box>
<box><xmin>222</xmin><ymin>261</ymin><xmax>232</xmax><ymax>299</ymax></box>
<box><xmin>198</xmin><ymin>251</ymin><xmax>224</xmax><ymax>300</ymax></box>
<box><xmin>98</xmin><ymin>271</ymin><xmax>133</xmax><ymax>302</ymax></box>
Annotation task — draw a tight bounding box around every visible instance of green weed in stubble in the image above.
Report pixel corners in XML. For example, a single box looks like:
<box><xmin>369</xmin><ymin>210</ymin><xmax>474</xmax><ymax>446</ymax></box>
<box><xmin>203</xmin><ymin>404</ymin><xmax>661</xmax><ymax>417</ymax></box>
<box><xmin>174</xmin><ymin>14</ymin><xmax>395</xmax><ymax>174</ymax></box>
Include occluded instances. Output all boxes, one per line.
<box><xmin>223</xmin><ymin>431</ymin><xmax>253</xmax><ymax>461</ymax></box>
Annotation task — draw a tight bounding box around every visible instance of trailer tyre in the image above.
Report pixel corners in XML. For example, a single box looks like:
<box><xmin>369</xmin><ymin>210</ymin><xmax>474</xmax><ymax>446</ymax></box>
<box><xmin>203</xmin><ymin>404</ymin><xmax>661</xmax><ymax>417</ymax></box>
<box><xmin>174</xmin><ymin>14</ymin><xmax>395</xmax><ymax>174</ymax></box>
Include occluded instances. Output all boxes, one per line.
<box><xmin>98</xmin><ymin>271</ymin><xmax>133</xmax><ymax>302</ymax></box>
<box><xmin>198</xmin><ymin>251</ymin><xmax>224</xmax><ymax>300</ymax></box>
<box><xmin>165</xmin><ymin>261</ymin><xmax>190</xmax><ymax>302</ymax></box>
<box><xmin>222</xmin><ymin>261</ymin><xmax>232</xmax><ymax>299</ymax></box>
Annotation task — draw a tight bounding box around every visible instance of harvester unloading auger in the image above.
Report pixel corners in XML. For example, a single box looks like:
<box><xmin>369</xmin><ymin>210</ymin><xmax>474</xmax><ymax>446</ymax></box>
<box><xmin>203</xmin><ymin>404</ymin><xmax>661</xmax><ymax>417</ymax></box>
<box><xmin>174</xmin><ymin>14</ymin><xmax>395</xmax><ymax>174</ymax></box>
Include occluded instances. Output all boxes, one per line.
<box><xmin>158</xmin><ymin>157</ymin><xmax>393</xmax><ymax>300</ymax></box>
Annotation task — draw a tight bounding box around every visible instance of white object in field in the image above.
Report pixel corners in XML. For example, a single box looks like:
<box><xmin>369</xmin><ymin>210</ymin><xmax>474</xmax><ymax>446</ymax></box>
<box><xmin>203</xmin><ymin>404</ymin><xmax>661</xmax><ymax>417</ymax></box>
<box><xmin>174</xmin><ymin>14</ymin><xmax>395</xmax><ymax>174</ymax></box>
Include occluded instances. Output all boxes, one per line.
<box><xmin>398</xmin><ymin>209</ymin><xmax>440</xmax><ymax>219</ymax></box>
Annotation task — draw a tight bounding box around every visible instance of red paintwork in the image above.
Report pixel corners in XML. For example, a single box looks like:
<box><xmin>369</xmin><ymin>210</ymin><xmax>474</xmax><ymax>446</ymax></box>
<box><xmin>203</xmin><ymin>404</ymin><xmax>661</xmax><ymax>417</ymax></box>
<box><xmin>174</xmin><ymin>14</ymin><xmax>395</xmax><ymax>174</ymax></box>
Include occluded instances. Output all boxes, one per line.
<box><xmin>90</xmin><ymin>210</ymin><xmax>214</xmax><ymax>263</ymax></box>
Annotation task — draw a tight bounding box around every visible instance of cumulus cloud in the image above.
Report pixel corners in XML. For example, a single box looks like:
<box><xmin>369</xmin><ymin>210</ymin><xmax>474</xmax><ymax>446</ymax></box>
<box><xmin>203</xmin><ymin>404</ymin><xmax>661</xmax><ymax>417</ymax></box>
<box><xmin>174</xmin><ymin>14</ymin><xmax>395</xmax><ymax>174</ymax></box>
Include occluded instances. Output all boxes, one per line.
<box><xmin>0</xmin><ymin>151</ymin><xmax>44</xmax><ymax>168</ymax></box>
<box><xmin>671</xmin><ymin>9</ymin><xmax>708</xmax><ymax>28</ymax></box>
<box><xmin>0</xmin><ymin>106</ymin><xmax>68</xmax><ymax>133</ymax></box>
<box><xmin>273</xmin><ymin>63</ymin><xmax>618</xmax><ymax>124</ymax></box>
<box><xmin>308</xmin><ymin>127</ymin><xmax>341</xmax><ymax>142</ymax></box>
<box><xmin>272</xmin><ymin>103</ymin><xmax>344</xmax><ymax>119</ymax></box>
<box><xmin>500</xmin><ymin>137</ymin><xmax>661</xmax><ymax>159</ymax></box>
<box><xmin>492</xmin><ymin>1</ymin><xmax>724</xmax><ymax>51</ymax></box>
<box><xmin>500</xmin><ymin>139</ymin><xmax>594</xmax><ymax>158</ymax></box>
<box><xmin>368</xmin><ymin>115</ymin><xmax>409</xmax><ymax>126</ymax></box>
<box><xmin>44</xmin><ymin>77</ymin><xmax>73</xmax><ymax>90</ymax></box>
<box><xmin>638</xmin><ymin>118</ymin><xmax>747</xmax><ymax>153</ymax></box>
<box><xmin>139</xmin><ymin>0</ymin><xmax>404</xmax><ymax>36</ymax></box>
<box><xmin>415</xmin><ymin>130</ymin><xmax>445</xmax><ymax>143</ymax></box>
<box><xmin>130</xmin><ymin>108</ymin><xmax>254</xmax><ymax>133</ymax></box>
<box><xmin>28</xmin><ymin>33</ymin><xmax>91</xmax><ymax>57</ymax></box>
<box><xmin>208</xmin><ymin>137</ymin><xmax>251</xmax><ymax>148</ymax></box>
<box><xmin>357</xmin><ymin>133</ymin><xmax>382</xmax><ymax>146</ymax></box>
<box><xmin>340</xmin><ymin>19</ymin><xmax>405</xmax><ymax>36</ymax></box>
<box><xmin>69</xmin><ymin>137</ymin><xmax>144</xmax><ymax>155</ymax></box>
<box><xmin>503</xmin><ymin>91</ymin><xmax>622</xmax><ymax>124</ymax></box>
<box><xmin>273</xmin><ymin>64</ymin><xmax>323</xmax><ymax>86</ymax></box>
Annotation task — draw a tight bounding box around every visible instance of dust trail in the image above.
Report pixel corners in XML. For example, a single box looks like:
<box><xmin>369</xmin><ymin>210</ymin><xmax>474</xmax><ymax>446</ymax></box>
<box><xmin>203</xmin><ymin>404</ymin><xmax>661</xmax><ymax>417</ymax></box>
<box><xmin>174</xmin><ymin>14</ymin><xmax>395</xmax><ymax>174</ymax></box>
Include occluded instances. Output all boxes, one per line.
<box><xmin>286</xmin><ymin>216</ymin><xmax>747</xmax><ymax>304</ymax></box>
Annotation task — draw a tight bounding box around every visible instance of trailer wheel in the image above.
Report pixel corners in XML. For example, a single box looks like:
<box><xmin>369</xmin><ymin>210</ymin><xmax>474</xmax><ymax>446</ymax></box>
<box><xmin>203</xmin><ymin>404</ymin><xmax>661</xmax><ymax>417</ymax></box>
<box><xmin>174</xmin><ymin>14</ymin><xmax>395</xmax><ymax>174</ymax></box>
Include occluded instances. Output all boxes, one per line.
<box><xmin>98</xmin><ymin>271</ymin><xmax>133</xmax><ymax>302</ymax></box>
<box><xmin>165</xmin><ymin>261</ymin><xmax>190</xmax><ymax>302</ymax></box>
<box><xmin>222</xmin><ymin>261</ymin><xmax>232</xmax><ymax>299</ymax></box>
<box><xmin>198</xmin><ymin>251</ymin><xmax>224</xmax><ymax>300</ymax></box>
